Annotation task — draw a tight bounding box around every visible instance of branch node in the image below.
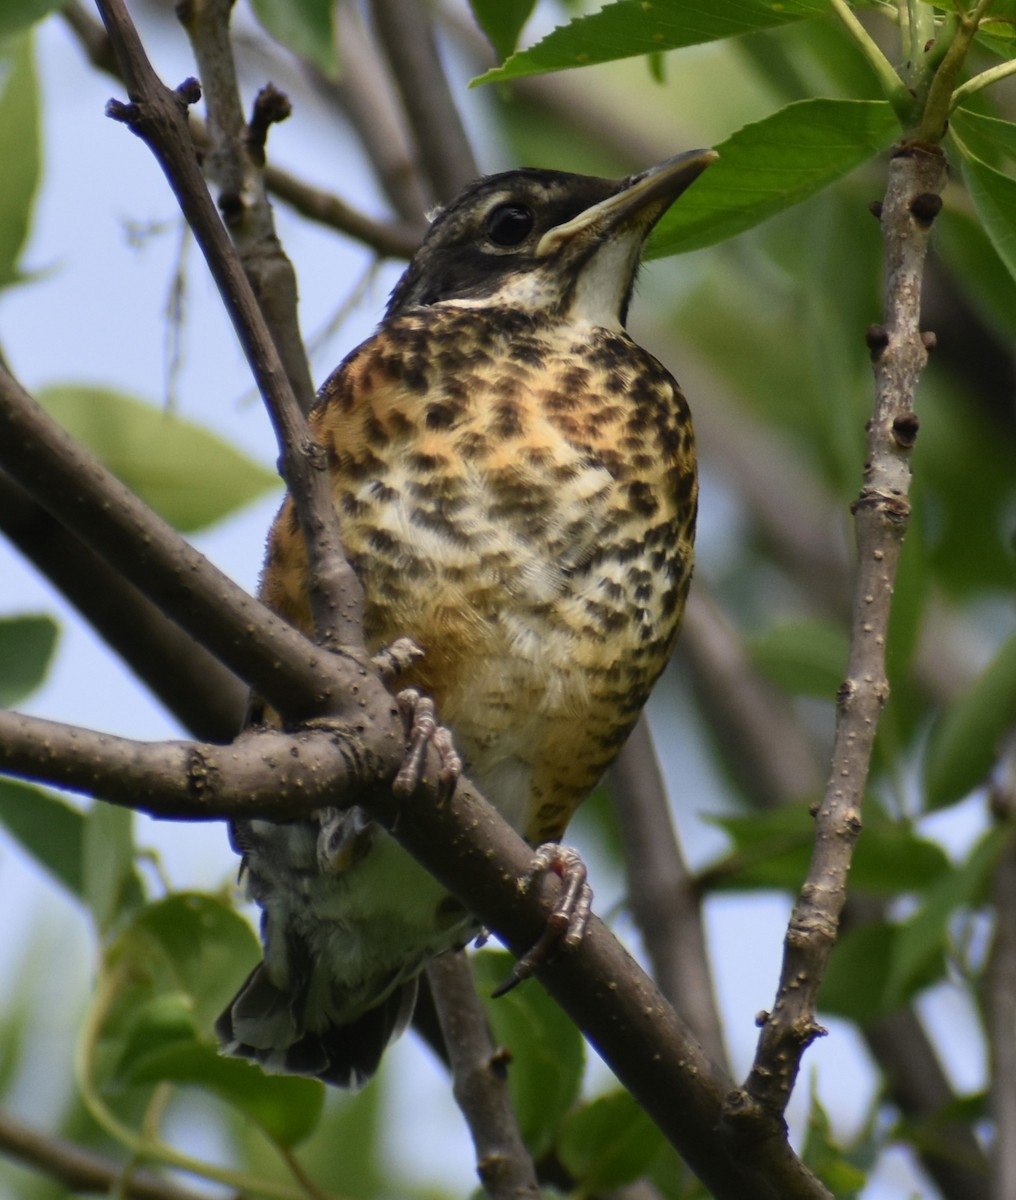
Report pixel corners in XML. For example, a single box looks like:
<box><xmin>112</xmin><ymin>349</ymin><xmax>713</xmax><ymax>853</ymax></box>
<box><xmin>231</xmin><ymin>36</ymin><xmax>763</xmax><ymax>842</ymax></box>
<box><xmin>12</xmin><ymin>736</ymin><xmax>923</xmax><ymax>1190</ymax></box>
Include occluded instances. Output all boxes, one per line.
<box><xmin>105</xmin><ymin>96</ymin><xmax>138</xmax><ymax>125</ymax></box>
<box><xmin>175</xmin><ymin>76</ymin><xmax>202</xmax><ymax>105</ymax></box>
<box><xmin>891</xmin><ymin>411</ymin><xmax>920</xmax><ymax>448</ymax></box>
<box><xmin>921</xmin><ymin>329</ymin><xmax>938</xmax><ymax>351</ymax></box>
<box><xmin>865</xmin><ymin>323</ymin><xmax>890</xmax><ymax>360</ymax></box>
<box><xmin>909</xmin><ymin>191</ymin><xmax>943</xmax><ymax>227</ymax></box>
<box><xmin>218</xmin><ymin>190</ymin><xmax>244</xmax><ymax>223</ymax></box>
<box><xmin>247</xmin><ymin>83</ymin><xmax>292</xmax><ymax>166</ymax></box>
<box><xmin>868</xmin><ymin>199</ymin><xmax>883</xmax><ymax>220</ymax></box>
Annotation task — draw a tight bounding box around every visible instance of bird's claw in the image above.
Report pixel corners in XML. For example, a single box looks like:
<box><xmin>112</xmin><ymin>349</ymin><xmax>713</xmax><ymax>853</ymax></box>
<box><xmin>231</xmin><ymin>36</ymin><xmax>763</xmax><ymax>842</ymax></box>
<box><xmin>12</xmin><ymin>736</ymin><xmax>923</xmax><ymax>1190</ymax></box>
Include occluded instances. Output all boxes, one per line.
<box><xmin>371</xmin><ymin>637</ymin><xmax>425</xmax><ymax>681</ymax></box>
<box><xmin>393</xmin><ymin>689</ymin><xmax>462</xmax><ymax>799</ymax></box>
<box><xmin>492</xmin><ymin>844</ymin><xmax>593</xmax><ymax>997</ymax></box>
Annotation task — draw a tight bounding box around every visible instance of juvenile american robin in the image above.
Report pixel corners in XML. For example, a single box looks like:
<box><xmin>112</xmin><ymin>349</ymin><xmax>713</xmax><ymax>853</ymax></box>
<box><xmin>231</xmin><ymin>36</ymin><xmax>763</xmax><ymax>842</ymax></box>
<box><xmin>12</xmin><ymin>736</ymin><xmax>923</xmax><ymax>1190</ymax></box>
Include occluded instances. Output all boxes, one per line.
<box><xmin>216</xmin><ymin>150</ymin><xmax>715</xmax><ymax>1086</ymax></box>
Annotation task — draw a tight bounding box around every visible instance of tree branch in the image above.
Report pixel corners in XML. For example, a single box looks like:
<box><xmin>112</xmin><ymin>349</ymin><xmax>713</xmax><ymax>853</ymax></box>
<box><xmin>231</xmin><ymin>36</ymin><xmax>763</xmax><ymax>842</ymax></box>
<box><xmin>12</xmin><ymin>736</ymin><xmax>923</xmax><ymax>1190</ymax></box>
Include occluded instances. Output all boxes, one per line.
<box><xmin>0</xmin><ymin>363</ymin><xmax>367</xmax><ymax>724</ymax></box>
<box><xmin>426</xmin><ymin>951</ymin><xmax>540</xmax><ymax>1199</ymax></box>
<box><xmin>745</xmin><ymin>144</ymin><xmax>949</xmax><ymax>1116</ymax></box>
<box><xmin>263</xmin><ymin>160</ymin><xmax>421</xmax><ymax>257</ymax></box>
<box><xmin>176</xmin><ymin>0</ymin><xmax>315</xmax><ymax>413</ymax></box>
<box><xmin>0</xmin><ymin>710</ymin><xmax>397</xmax><ymax>820</ymax></box>
<box><xmin>0</xmin><ymin>1106</ymin><xmax>212</xmax><ymax>1200</ymax></box>
<box><xmin>0</xmin><ymin>701</ymin><xmax>828</xmax><ymax>1198</ymax></box>
<box><xmin>0</xmin><ymin>470</ymin><xmax>245</xmax><ymax>742</ymax></box>
<box><xmin>864</xmin><ymin>996</ymin><xmax>990</xmax><ymax>1199</ymax></box>
<box><xmin>369</xmin><ymin>0</ymin><xmax>478</xmax><ymax>203</ymax></box>
<box><xmin>681</xmin><ymin>588</ymin><xmax>824</xmax><ymax>811</ymax></box>
<box><xmin>326</xmin><ymin>2</ymin><xmax>433</xmax><ymax>225</ymax></box>
<box><xmin>61</xmin><ymin>2</ymin><xmax>421</xmax><ymax>258</ymax></box>
<box><xmin>609</xmin><ymin>716</ymin><xmax>728</xmax><ymax>1070</ymax></box>
<box><xmin>94</xmin><ymin>0</ymin><xmax>364</xmax><ymax>655</ymax></box>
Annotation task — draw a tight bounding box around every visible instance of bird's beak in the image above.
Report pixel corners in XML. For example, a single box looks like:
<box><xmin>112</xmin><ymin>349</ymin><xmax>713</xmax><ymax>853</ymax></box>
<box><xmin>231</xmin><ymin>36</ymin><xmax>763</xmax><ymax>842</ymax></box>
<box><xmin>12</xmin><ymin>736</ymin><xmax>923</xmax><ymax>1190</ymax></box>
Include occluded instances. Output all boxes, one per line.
<box><xmin>535</xmin><ymin>148</ymin><xmax>718</xmax><ymax>257</ymax></box>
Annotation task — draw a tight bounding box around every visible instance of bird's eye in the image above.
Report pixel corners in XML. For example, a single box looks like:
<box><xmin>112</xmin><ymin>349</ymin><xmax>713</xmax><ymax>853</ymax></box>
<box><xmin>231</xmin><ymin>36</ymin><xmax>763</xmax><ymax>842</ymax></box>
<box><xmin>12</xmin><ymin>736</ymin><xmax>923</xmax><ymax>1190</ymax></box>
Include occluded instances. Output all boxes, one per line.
<box><xmin>486</xmin><ymin>203</ymin><xmax>534</xmax><ymax>247</ymax></box>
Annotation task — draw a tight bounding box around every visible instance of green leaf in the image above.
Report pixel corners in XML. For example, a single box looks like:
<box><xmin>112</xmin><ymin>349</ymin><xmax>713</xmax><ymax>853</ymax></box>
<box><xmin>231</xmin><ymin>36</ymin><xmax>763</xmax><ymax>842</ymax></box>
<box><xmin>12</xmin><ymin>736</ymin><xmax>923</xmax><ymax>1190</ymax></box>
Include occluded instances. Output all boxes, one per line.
<box><xmin>558</xmin><ymin>1091</ymin><xmax>664</xmax><ymax>1191</ymax></box>
<box><xmin>473</xmin><ymin>949</ymin><xmax>584</xmax><ymax>1156</ymax></box>
<box><xmin>474</xmin><ymin>0</ymin><xmax>830</xmax><ymax>85</ymax></box>
<box><xmin>0</xmin><ymin>778</ymin><xmax>84</xmax><ymax>896</ymax></box>
<box><xmin>923</xmin><ymin>629</ymin><xmax>1016</xmax><ymax>810</ymax></box>
<box><xmin>801</xmin><ymin>1085</ymin><xmax>867</xmax><ymax>1197</ymax></box>
<box><xmin>106</xmin><ymin>894</ymin><xmax>323</xmax><ymax>1147</ymax></box>
<box><xmin>885</xmin><ymin>827</ymin><xmax>1008</xmax><ymax>1010</ymax></box>
<box><xmin>950</xmin><ymin>110</ymin><xmax>1016</xmax><ymax>168</ymax></box>
<box><xmin>469</xmin><ymin>0</ymin><xmax>536</xmax><ymax>61</ymax></box>
<box><xmin>125</xmin><ymin>1039</ymin><xmax>324</xmax><ymax>1148</ymax></box>
<box><xmin>0</xmin><ymin>33</ymin><xmax>41</xmax><ymax>288</ymax></box>
<box><xmin>936</xmin><ymin>204</ymin><xmax>1016</xmax><ymax>343</ymax></box>
<box><xmin>285</xmin><ymin>1076</ymin><xmax>385</xmax><ymax>1198</ymax></box>
<box><xmin>749</xmin><ymin>619</ymin><xmax>848</xmax><ymax>698</ymax></box>
<box><xmin>647</xmin><ymin>99</ymin><xmax>899</xmax><ymax>257</ymax></box>
<box><xmin>249</xmin><ymin>0</ymin><xmax>337</xmax><ymax>77</ymax></box>
<box><xmin>0</xmin><ymin>0</ymin><xmax>64</xmax><ymax>38</ymax></box>
<box><xmin>819</xmin><ymin>922</ymin><xmax>942</xmax><ymax>1025</ymax></box>
<box><xmin>704</xmin><ymin>803</ymin><xmax>949</xmax><ymax>896</ymax></box>
<box><xmin>0</xmin><ymin>613</ymin><xmax>58</xmax><ymax>706</ymax></box>
<box><xmin>954</xmin><ymin>144</ymin><xmax>1016</xmax><ymax>284</ymax></box>
<box><xmin>129</xmin><ymin>893</ymin><xmax>261</xmax><ymax>1028</ymax></box>
<box><xmin>38</xmin><ymin>386</ymin><xmax>278</xmax><ymax>532</ymax></box>
<box><xmin>83</xmin><ymin>803</ymin><xmax>145</xmax><ymax>935</ymax></box>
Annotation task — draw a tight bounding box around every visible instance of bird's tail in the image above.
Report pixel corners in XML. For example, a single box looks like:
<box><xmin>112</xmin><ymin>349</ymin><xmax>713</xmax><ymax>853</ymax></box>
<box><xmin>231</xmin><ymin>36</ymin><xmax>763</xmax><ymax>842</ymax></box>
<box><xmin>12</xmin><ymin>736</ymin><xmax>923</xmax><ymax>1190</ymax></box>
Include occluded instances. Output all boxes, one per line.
<box><xmin>215</xmin><ymin>964</ymin><xmax>418</xmax><ymax>1089</ymax></box>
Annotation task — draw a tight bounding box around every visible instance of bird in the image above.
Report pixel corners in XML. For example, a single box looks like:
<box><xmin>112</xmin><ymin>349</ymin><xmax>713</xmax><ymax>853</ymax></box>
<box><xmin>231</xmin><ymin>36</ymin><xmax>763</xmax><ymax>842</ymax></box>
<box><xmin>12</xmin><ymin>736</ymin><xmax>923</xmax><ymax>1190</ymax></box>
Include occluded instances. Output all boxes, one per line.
<box><xmin>215</xmin><ymin>149</ymin><xmax>715</xmax><ymax>1088</ymax></box>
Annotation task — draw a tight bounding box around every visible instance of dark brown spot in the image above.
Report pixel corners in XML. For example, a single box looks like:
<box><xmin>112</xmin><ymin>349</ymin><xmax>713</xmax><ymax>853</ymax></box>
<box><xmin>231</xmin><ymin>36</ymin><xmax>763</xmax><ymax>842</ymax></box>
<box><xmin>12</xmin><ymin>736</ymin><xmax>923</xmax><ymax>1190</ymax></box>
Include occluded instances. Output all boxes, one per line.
<box><xmin>865</xmin><ymin>324</ymin><xmax>889</xmax><ymax>360</ymax></box>
<box><xmin>909</xmin><ymin>192</ymin><xmax>942</xmax><ymax>227</ymax></box>
<box><xmin>891</xmin><ymin>412</ymin><xmax>919</xmax><ymax>448</ymax></box>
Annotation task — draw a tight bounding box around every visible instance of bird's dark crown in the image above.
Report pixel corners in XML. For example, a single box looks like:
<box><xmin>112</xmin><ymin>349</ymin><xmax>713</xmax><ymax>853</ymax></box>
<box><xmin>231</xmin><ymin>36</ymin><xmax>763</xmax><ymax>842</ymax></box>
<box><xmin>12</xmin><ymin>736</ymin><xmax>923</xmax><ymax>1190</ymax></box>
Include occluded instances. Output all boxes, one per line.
<box><xmin>386</xmin><ymin>167</ymin><xmax>638</xmax><ymax>323</ymax></box>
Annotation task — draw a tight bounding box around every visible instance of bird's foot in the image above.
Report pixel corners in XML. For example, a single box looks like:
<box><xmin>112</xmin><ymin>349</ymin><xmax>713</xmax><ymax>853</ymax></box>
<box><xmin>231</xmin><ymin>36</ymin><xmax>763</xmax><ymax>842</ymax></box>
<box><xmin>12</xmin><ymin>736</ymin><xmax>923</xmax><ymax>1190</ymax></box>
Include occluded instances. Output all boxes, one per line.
<box><xmin>371</xmin><ymin>637</ymin><xmax>425</xmax><ymax>681</ymax></box>
<box><xmin>492</xmin><ymin>844</ymin><xmax>593</xmax><ymax>997</ymax></box>
<box><xmin>393</xmin><ymin>689</ymin><xmax>462</xmax><ymax>799</ymax></box>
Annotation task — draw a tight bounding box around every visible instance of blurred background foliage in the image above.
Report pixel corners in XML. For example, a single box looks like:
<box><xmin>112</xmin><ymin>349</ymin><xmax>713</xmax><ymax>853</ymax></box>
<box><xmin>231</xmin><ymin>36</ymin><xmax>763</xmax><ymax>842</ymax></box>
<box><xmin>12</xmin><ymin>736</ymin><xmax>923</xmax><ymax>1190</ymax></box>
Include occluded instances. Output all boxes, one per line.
<box><xmin>0</xmin><ymin>1</ymin><xmax>1015</xmax><ymax>1198</ymax></box>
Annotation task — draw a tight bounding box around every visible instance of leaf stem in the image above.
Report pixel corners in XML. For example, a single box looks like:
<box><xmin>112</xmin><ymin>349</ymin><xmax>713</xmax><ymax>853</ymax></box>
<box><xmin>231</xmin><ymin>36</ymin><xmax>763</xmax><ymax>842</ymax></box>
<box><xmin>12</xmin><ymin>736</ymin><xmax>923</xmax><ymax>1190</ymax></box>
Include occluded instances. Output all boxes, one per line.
<box><xmin>951</xmin><ymin>56</ymin><xmax>1016</xmax><ymax>108</ymax></box>
<box><xmin>827</xmin><ymin>0</ymin><xmax>914</xmax><ymax>121</ymax></box>
<box><xmin>73</xmin><ymin>965</ymin><xmax>313</xmax><ymax>1200</ymax></box>
<box><xmin>909</xmin><ymin>1</ymin><xmax>990</xmax><ymax>142</ymax></box>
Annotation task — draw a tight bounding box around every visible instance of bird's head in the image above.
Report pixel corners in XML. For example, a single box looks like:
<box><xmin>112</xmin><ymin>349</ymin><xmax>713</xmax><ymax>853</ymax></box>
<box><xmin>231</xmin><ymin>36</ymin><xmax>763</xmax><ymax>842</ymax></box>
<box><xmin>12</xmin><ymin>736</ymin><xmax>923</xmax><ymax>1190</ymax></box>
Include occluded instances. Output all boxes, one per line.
<box><xmin>386</xmin><ymin>150</ymin><xmax>717</xmax><ymax>328</ymax></box>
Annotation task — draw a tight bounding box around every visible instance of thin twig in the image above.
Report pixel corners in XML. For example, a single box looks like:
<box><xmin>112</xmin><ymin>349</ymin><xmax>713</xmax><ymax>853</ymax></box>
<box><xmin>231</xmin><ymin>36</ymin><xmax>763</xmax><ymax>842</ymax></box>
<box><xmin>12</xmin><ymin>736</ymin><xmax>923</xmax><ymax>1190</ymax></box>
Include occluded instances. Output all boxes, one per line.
<box><xmin>677</xmin><ymin>575</ymin><xmax>988</xmax><ymax>1195</ymax></box>
<box><xmin>0</xmin><ymin>1106</ymin><xmax>212</xmax><ymax>1200</ymax></box>
<box><xmin>325</xmin><ymin>2</ymin><xmax>433</xmax><ymax>225</ymax></box>
<box><xmin>95</xmin><ymin>0</ymin><xmax>365</xmax><ymax>655</ymax></box>
<box><xmin>177</xmin><ymin>0</ymin><xmax>315</xmax><ymax>412</ymax></box>
<box><xmin>745</xmin><ymin>143</ymin><xmax>949</xmax><ymax>1116</ymax></box>
<box><xmin>264</xmin><ymin>159</ymin><xmax>421</xmax><ymax>256</ymax></box>
<box><xmin>609</xmin><ymin>716</ymin><xmax>728</xmax><ymax>1070</ymax></box>
<box><xmin>426</xmin><ymin>952</ymin><xmax>540</xmax><ymax>1199</ymax></box>
<box><xmin>369</xmin><ymin>0</ymin><xmax>478</xmax><ymax>202</ymax></box>
<box><xmin>61</xmin><ymin>2</ymin><xmax>419</xmax><ymax>258</ymax></box>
